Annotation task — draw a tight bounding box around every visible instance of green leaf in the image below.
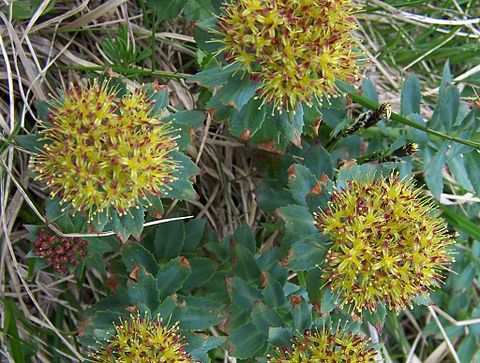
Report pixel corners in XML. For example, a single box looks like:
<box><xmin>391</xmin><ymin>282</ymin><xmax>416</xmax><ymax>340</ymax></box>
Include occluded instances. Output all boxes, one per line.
<box><xmin>232</xmin><ymin>244</ymin><xmax>261</xmax><ymax>283</ymax></box>
<box><xmin>363</xmin><ymin>303</ymin><xmax>387</xmax><ymax>327</ymax></box>
<box><xmin>183</xmin><ymin>218</ymin><xmax>206</xmax><ymax>251</ymax></box>
<box><xmin>424</xmin><ymin>144</ymin><xmax>448</xmax><ymax>199</ymax></box>
<box><xmin>111</xmin><ymin>205</ymin><xmax>145</xmax><ymax>241</ymax></box>
<box><xmin>232</xmin><ymin>224</ymin><xmax>256</xmax><ymax>254</ymax></box>
<box><xmin>287</xmin><ymin>164</ymin><xmax>317</xmax><ymax>206</ymax></box>
<box><xmin>263</xmin><ymin>280</ymin><xmax>286</xmax><ymax>309</ymax></box>
<box><xmin>362</xmin><ymin>78</ymin><xmax>378</xmax><ymax>103</ymax></box>
<box><xmin>464</xmin><ymin>152</ymin><xmax>480</xmax><ymax>196</ymax></box>
<box><xmin>230</xmin><ymin>323</ymin><xmax>266</xmax><ymax>359</ymax></box>
<box><xmin>127</xmin><ymin>268</ymin><xmax>159</xmax><ymax>311</ymax></box>
<box><xmin>276</xmin><ymin>205</ymin><xmax>318</xmax><ymax>239</ymax></box>
<box><xmin>256</xmin><ymin>179</ymin><xmax>295</xmax><ymax>213</ymax></box>
<box><xmin>175</xmin><ymin>306</ymin><xmax>224</xmax><ymax>329</ymax></box>
<box><xmin>184</xmin><ymin>0</ymin><xmax>215</xmax><ymax>20</ymax></box>
<box><xmin>440</xmin><ymin>206</ymin><xmax>480</xmax><ymax>241</ymax></box>
<box><xmin>268</xmin><ymin>327</ymin><xmax>293</xmax><ymax>347</ymax></box>
<box><xmin>304</xmin><ymin>144</ymin><xmax>334</xmax><ymax>179</ymax></box>
<box><xmin>121</xmin><ymin>242</ymin><xmax>159</xmax><ymax>274</ymax></box>
<box><xmin>457</xmin><ymin>334</ymin><xmax>477</xmax><ymax>363</ymax></box>
<box><xmin>219</xmin><ymin>73</ymin><xmax>260</xmax><ymax>111</ymax></box>
<box><xmin>182</xmin><ymin>257</ymin><xmax>216</xmax><ymax>290</ymax></box>
<box><xmin>228</xmin><ymin>97</ymin><xmax>266</xmax><ymax>139</ymax></box>
<box><xmin>186</xmin><ymin>334</ymin><xmax>227</xmax><ymax>362</ymax></box>
<box><xmin>251</xmin><ymin>303</ymin><xmax>284</xmax><ymax>335</ymax></box>
<box><xmin>430</xmin><ymin>85</ymin><xmax>460</xmax><ymax>132</ymax></box>
<box><xmin>401</xmin><ymin>74</ymin><xmax>421</xmax><ymax>116</ymax></box>
<box><xmin>292</xmin><ymin>299</ymin><xmax>312</xmax><ymax>333</ymax></box>
<box><xmin>156</xmin><ymin>258</ymin><xmax>191</xmax><ymax>299</ymax></box>
<box><xmin>167</xmin><ymin>110</ymin><xmax>206</xmax><ymax>149</ymax></box>
<box><xmin>287</xmin><ymin>238</ymin><xmax>327</xmax><ymax>271</ymax></box>
<box><xmin>149</xmin><ymin>0</ymin><xmax>185</xmax><ymax>20</ymax></box>
<box><xmin>164</xmin><ymin>151</ymin><xmax>199</xmax><ymax>200</ymax></box>
<box><xmin>188</xmin><ymin>64</ymin><xmax>239</xmax><ymax>88</ymax></box>
<box><xmin>15</xmin><ymin>133</ymin><xmax>47</xmax><ymax>153</ymax></box>
<box><xmin>231</xmin><ymin>277</ymin><xmax>263</xmax><ymax>309</ymax></box>
<box><xmin>152</xmin><ymin>220</ymin><xmax>185</xmax><ymax>262</ymax></box>
<box><xmin>277</xmin><ymin>105</ymin><xmax>304</xmax><ymax>147</ymax></box>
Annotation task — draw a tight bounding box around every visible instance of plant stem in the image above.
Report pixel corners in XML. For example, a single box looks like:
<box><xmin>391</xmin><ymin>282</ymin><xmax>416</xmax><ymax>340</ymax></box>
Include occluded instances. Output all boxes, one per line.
<box><xmin>347</xmin><ymin>92</ymin><xmax>480</xmax><ymax>150</ymax></box>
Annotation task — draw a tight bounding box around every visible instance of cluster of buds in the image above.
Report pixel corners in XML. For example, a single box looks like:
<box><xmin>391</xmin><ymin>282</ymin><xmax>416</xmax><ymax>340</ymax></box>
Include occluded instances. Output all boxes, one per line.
<box><xmin>90</xmin><ymin>314</ymin><xmax>193</xmax><ymax>362</ymax></box>
<box><xmin>32</xmin><ymin>229</ymin><xmax>87</xmax><ymax>274</ymax></box>
<box><xmin>314</xmin><ymin>175</ymin><xmax>455</xmax><ymax>313</ymax></box>
<box><xmin>268</xmin><ymin>328</ymin><xmax>377</xmax><ymax>362</ymax></box>
<box><xmin>217</xmin><ymin>0</ymin><xmax>362</xmax><ymax>111</ymax></box>
<box><xmin>31</xmin><ymin>80</ymin><xmax>179</xmax><ymax>220</ymax></box>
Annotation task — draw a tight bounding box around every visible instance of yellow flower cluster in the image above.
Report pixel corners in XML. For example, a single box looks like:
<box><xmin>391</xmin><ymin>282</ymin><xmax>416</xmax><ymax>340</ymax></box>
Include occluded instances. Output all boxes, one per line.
<box><xmin>90</xmin><ymin>315</ymin><xmax>193</xmax><ymax>362</ymax></box>
<box><xmin>218</xmin><ymin>0</ymin><xmax>362</xmax><ymax>111</ymax></box>
<box><xmin>268</xmin><ymin>328</ymin><xmax>376</xmax><ymax>362</ymax></box>
<box><xmin>32</xmin><ymin>81</ymin><xmax>178</xmax><ymax>218</ymax></box>
<box><xmin>314</xmin><ymin>175</ymin><xmax>454</xmax><ymax>313</ymax></box>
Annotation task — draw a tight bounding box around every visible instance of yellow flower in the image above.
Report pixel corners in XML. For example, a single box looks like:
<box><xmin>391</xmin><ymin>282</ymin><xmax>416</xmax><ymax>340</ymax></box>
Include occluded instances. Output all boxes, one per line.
<box><xmin>32</xmin><ymin>81</ymin><xmax>178</xmax><ymax>219</ymax></box>
<box><xmin>218</xmin><ymin>0</ymin><xmax>362</xmax><ymax>111</ymax></box>
<box><xmin>268</xmin><ymin>328</ymin><xmax>377</xmax><ymax>362</ymax></box>
<box><xmin>314</xmin><ymin>175</ymin><xmax>455</xmax><ymax>313</ymax></box>
<box><xmin>90</xmin><ymin>315</ymin><xmax>193</xmax><ymax>362</ymax></box>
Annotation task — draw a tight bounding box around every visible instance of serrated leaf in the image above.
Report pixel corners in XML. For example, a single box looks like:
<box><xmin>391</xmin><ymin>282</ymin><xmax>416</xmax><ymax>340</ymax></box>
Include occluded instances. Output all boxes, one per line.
<box><xmin>230</xmin><ymin>323</ymin><xmax>266</xmax><ymax>359</ymax></box>
<box><xmin>363</xmin><ymin>303</ymin><xmax>386</xmax><ymax>326</ymax></box>
<box><xmin>183</xmin><ymin>257</ymin><xmax>216</xmax><ymax>290</ymax></box>
<box><xmin>263</xmin><ymin>280</ymin><xmax>286</xmax><ymax>309</ymax></box>
<box><xmin>127</xmin><ymin>268</ymin><xmax>159</xmax><ymax>311</ymax></box>
<box><xmin>219</xmin><ymin>73</ymin><xmax>260</xmax><ymax>111</ymax></box>
<box><xmin>268</xmin><ymin>327</ymin><xmax>293</xmax><ymax>347</ymax></box>
<box><xmin>277</xmin><ymin>105</ymin><xmax>304</xmax><ymax>147</ymax></box>
<box><xmin>401</xmin><ymin>74</ymin><xmax>421</xmax><ymax>116</ymax></box>
<box><xmin>251</xmin><ymin>303</ymin><xmax>284</xmax><ymax>335</ymax></box>
<box><xmin>188</xmin><ymin>65</ymin><xmax>238</xmax><ymax>88</ymax></box>
<box><xmin>121</xmin><ymin>242</ymin><xmax>158</xmax><ymax>274</ymax></box>
<box><xmin>292</xmin><ymin>299</ymin><xmax>312</xmax><ymax>332</ymax></box>
<box><xmin>228</xmin><ymin>97</ymin><xmax>266</xmax><ymax>139</ymax></box>
<box><xmin>231</xmin><ymin>277</ymin><xmax>263</xmax><ymax>309</ymax></box>
<box><xmin>256</xmin><ymin>179</ymin><xmax>295</xmax><ymax>213</ymax></box>
<box><xmin>156</xmin><ymin>258</ymin><xmax>191</xmax><ymax>299</ymax></box>
<box><xmin>152</xmin><ymin>220</ymin><xmax>185</xmax><ymax>262</ymax></box>
<box><xmin>186</xmin><ymin>333</ymin><xmax>226</xmax><ymax>362</ymax></box>
<box><xmin>164</xmin><ymin>151</ymin><xmax>199</xmax><ymax>200</ymax></box>
<box><xmin>232</xmin><ymin>224</ymin><xmax>256</xmax><ymax>254</ymax></box>
<box><xmin>288</xmin><ymin>164</ymin><xmax>318</xmax><ymax>206</ymax></box>
<box><xmin>287</xmin><ymin>238</ymin><xmax>327</xmax><ymax>271</ymax></box>
<box><xmin>111</xmin><ymin>205</ymin><xmax>145</xmax><ymax>241</ymax></box>
<box><xmin>276</xmin><ymin>205</ymin><xmax>318</xmax><ymax>239</ymax></box>
<box><xmin>174</xmin><ymin>306</ymin><xmax>223</xmax><ymax>330</ymax></box>
<box><xmin>183</xmin><ymin>218</ymin><xmax>206</xmax><ymax>251</ymax></box>
<box><xmin>304</xmin><ymin>144</ymin><xmax>334</xmax><ymax>179</ymax></box>
<box><xmin>232</xmin><ymin>244</ymin><xmax>261</xmax><ymax>283</ymax></box>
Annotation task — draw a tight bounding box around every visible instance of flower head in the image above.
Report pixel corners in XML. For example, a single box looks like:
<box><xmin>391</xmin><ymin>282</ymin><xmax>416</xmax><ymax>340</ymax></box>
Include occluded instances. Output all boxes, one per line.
<box><xmin>314</xmin><ymin>175</ymin><xmax>454</xmax><ymax>313</ymax></box>
<box><xmin>32</xmin><ymin>81</ymin><xmax>178</xmax><ymax>218</ymax></box>
<box><xmin>90</xmin><ymin>315</ymin><xmax>193</xmax><ymax>362</ymax></box>
<box><xmin>268</xmin><ymin>328</ymin><xmax>377</xmax><ymax>362</ymax></box>
<box><xmin>218</xmin><ymin>0</ymin><xmax>362</xmax><ymax>111</ymax></box>
<box><xmin>32</xmin><ymin>229</ymin><xmax>87</xmax><ymax>274</ymax></box>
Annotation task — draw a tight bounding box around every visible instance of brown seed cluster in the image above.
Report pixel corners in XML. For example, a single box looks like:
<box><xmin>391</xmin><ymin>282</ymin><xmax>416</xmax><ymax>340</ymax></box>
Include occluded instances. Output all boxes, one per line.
<box><xmin>33</xmin><ymin>229</ymin><xmax>87</xmax><ymax>274</ymax></box>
